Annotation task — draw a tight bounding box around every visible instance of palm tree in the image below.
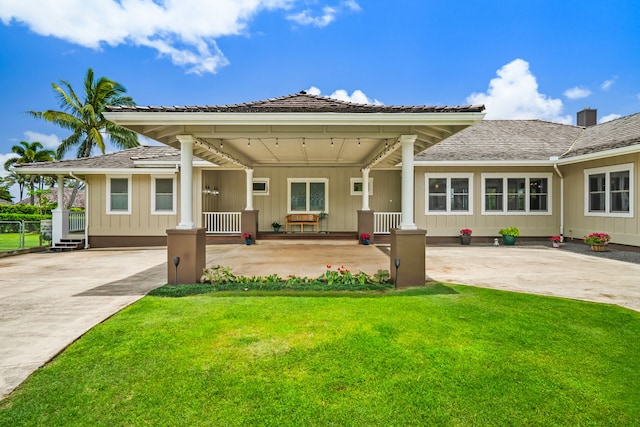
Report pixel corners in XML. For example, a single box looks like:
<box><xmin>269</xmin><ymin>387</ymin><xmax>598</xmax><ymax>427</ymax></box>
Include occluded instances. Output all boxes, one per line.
<box><xmin>4</xmin><ymin>141</ymin><xmax>55</xmax><ymax>204</ymax></box>
<box><xmin>2</xmin><ymin>170</ymin><xmax>28</xmax><ymax>202</ymax></box>
<box><xmin>29</xmin><ymin>68</ymin><xmax>139</xmax><ymax>207</ymax></box>
<box><xmin>0</xmin><ymin>176</ymin><xmax>13</xmax><ymax>203</ymax></box>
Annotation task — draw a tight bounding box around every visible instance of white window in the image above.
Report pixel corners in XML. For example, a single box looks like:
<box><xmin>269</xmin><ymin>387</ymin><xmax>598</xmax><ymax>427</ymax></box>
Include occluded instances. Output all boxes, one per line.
<box><xmin>287</xmin><ymin>178</ymin><xmax>328</xmax><ymax>213</ymax></box>
<box><xmin>350</xmin><ymin>177</ymin><xmax>373</xmax><ymax>195</ymax></box>
<box><xmin>252</xmin><ymin>178</ymin><xmax>270</xmax><ymax>195</ymax></box>
<box><xmin>481</xmin><ymin>173</ymin><xmax>552</xmax><ymax>215</ymax></box>
<box><xmin>425</xmin><ymin>173</ymin><xmax>473</xmax><ymax>214</ymax></box>
<box><xmin>107</xmin><ymin>175</ymin><xmax>131</xmax><ymax>214</ymax></box>
<box><xmin>584</xmin><ymin>163</ymin><xmax>633</xmax><ymax>217</ymax></box>
<box><xmin>151</xmin><ymin>176</ymin><xmax>176</xmax><ymax>214</ymax></box>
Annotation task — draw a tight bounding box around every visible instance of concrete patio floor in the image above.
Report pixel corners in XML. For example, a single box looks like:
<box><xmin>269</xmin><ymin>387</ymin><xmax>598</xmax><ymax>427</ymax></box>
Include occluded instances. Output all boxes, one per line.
<box><xmin>1</xmin><ymin>241</ymin><xmax>639</xmax><ymax>400</ymax></box>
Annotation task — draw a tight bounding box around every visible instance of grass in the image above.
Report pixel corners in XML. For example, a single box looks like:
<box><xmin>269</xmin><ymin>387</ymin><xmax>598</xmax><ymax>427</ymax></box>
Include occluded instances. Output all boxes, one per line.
<box><xmin>1</xmin><ymin>285</ymin><xmax>639</xmax><ymax>426</ymax></box>
<box><xmin>0</xmin><ymin>233</ymin><xmax>45</xmax><ymax>251</ymax></box>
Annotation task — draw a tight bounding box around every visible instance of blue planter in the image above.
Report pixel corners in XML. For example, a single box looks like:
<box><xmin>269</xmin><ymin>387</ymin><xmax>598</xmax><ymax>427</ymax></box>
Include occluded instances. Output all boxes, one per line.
<box><xmin>245</xmin><ymin>239</ymin><xmax>251</xmax><ymax>245</ymax></box>
<box><xmin>502</xmin><ymin>235</ymin><xmax>516</xmax><ymax>246</ymax></box>
<box><xmin>362</xmin><ymin>239</ymin><xmax>370</xmax><ymax>245</ymax></box>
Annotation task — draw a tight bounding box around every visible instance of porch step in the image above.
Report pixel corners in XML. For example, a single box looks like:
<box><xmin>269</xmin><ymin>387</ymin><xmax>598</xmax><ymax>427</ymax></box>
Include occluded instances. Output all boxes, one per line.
<box><xmin>51</xmin><ymin>238</ymin><xmax>85</xmax><ymax>251</ymax></box>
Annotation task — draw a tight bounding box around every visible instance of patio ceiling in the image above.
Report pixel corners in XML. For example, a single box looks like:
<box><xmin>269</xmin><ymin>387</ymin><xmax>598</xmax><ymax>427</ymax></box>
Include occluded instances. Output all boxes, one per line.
<box><xmin>105</xmin><ymin>93</ymin><xmax>485</xmax><ymax>170</ymax></box>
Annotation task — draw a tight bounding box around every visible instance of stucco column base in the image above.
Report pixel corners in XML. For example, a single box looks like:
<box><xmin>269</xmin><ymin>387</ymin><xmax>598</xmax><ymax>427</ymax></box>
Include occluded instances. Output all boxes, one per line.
<box><xmin>357</xmin><ymin>210</ymin><xmax>374</xmax><ymax>244</ymax></box>
<box><xmin>241</xmin><ymin>210</ymin><xmax>259</xmax><ymax>243</ymax></box>
<box><xmin>167</xmin><ymin>228</ymin><xmax>206</xmax><ymax>284</ymax></box>
<box><xmin>390</xmin><ymin>228</ymin><xmax>426</xmax><ymax>288</ymax></box>
<box><xmin>51</xmin><ymin>208</ymin><xmax>69</xmax><ymax>244</ymax></box>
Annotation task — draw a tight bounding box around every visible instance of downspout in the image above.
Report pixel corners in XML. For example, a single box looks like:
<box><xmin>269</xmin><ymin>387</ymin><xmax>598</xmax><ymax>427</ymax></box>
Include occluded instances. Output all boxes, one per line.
<box><xmin>551</xmin><ymin>158</ymin><xmax>564</xmax><ymax>241</ymax></box>
<box><xmin>70</xmin><ymin>172</ymin><xmax>89</xmax><ymax>249</ymax></box>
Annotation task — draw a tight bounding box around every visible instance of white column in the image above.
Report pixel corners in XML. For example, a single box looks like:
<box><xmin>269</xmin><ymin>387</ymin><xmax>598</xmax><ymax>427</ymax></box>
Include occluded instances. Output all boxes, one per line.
<box><xmin>400</xmin><ymin>135</ymin><xmax>417</xmax><ymax>230</ymax></box>
<box><xmin>361</xmin><ymin>168</ymin><xmax>370</xmax><ymax>211</ymax></box>
<box><xmin>52</xmin><ymin>174</ymin><xmax>69</xmax><ymax>243</ymax></box>
<box><xmin>245</xmin><ymin>168</ymin><xmax>254</xmax><ymax>210</ymax></box>
<box><xmin>176</xmin><ymin>135</ymin><xmax>196</xmax><ymax>229</ymax></box>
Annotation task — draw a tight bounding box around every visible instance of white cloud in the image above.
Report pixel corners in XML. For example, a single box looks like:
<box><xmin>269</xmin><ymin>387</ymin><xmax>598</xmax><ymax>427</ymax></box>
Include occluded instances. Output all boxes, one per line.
<box><xmin>0</xmin><ymin>0</ymin><xmax>308</xmax><ymax>75</ymax></box>
<box><xmin>0</xmin><ymin>153</ymin><xmax>12</xmax><ymax>177</ymax></box>
<box><xmin>467</xmin><ymin>59</ymin><xmax>572</xmax><ymax>124</ymax></box>
<box><xmin>306</xmin><ymin>86</ymin><xmax>383</xmax><ymax>105</ymax></box>
<box><xmin>287</xmin><ymin>1</ymin><xmax>361</xmax><ymax>28</ymax></box>
<box><xmin>23</xmin><ymin>131</ymin><xmax>61</xmax><ymax>149</ymax></box>
<box><xmin>601</xmin><ymin>79</ymin><xmax>615</xmax><ymax>90</ymax></box>
<box><xmin>600</xmin><ymin>113</ymin><xmax>621</xmax><ymax>123</ymax></box>
<box><xmin>564</xmin><ymin>86</ymin><xmax>592</xmax><ymax>100</ymax></box>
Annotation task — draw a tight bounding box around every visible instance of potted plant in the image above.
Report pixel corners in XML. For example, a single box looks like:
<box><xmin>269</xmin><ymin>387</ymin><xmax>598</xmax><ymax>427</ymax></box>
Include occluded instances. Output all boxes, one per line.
<box><xmin>360</xmin><ymin>233</ymin><xmax>371</xmax><ymax>245</ymax></box>
<box><xmin>271</xmin><ymin>221</ymin><xmax>282</xmax><ymax>233</ymax></box>
<box><xmin>459</xmin><ymin>228</ymin><xmax>472</xmax><ymax>245</ymax></box>
<box><xmin>499</xmin><ymin>226</ymin><xmax>520</xmax><ymax>246</ymax></box>
<box><xmin>241</xmin><ymin>232</ymin><xmax>253</xmax><ymax>245</ymax></box>
<box><xmin>549</xmin><ymin>235</ymin><xmax>561</xmax><ymax>248</ymax></box>
<box><xmin>584</xmin><ymin>232</ymin><xmax>610</xmax><ymax>252</ymax></box>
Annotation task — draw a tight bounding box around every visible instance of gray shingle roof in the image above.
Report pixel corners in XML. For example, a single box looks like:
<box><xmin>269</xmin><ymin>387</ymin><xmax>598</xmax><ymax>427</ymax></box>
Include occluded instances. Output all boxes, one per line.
<box><xmin>563</xmin><ymin>112</ymin><xmax>640</xmax><ymax>158</ymax></box>
<box><xmin>106</xmin><ymin>91</ymin><xmax>485</xmax><ymax>114</ymax></box>
<box><xmin>416</xmin><ymin>120</ymin><xmax>583</xmax><ymax>162</ymax></box>
<box><xmin>13</xmin><ymin>146</ymin><xmax>184</xmax><ymax>170</ymax></box>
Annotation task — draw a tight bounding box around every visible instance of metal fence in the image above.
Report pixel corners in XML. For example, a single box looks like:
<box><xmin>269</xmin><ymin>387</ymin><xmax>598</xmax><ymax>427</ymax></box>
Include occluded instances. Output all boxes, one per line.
<box><xmin>0</xmin><ymin>220</ymin><xmax>51</xmax><ymax>252</ymax></box>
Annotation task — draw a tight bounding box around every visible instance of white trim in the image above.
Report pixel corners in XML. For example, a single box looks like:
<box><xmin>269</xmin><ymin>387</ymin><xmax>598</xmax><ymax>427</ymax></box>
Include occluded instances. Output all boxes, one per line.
<box><xmin>252</xmin><ymin>178</ymin><xmax>270</xmax><ymax>195</ymax></box>
<box><xmin>286</xmin><ymin>177</ymin><xmax>329</xmax><ymax>214</ymax></box>
<box><xmin>151</xmin><ymin>175</ymin><xmax>176</xmax><ymax>215</ymax></box>
<box><xmin>350</xmin><ymin>177</ymin><xmax>373</xmax><ymax>195</ymax></box>
<box><xmin>415</xmin><ymin>160</ymin><xmax>554</xmax><ymax>167</ymax></box>
<box><xmin>105</xmin><ymin>111</ymin><xmax>486</xmax><ymax>127</ymax></box>
<box><xmin>558</xmin><ymin>145</ymin><xmax>640</xmax><ymax>165</ymax></box>
<box><xmin>480</xmin><ymin>173</ymin><xmax>553</xmax><ymax>215</ymax></box>
<box><xmin>583</xmin><ymin>163</ymin><xmax>634</xmax><ymax>218</ymax></box>
<box><xmin>106</xmin><ymin>175</ymin><xmax>132</xmax><ymax>215</ymax></box>
<box><xmin>12</xmin><ymin>167</ymin><xmax>178</xmax><ymax>175</ymax></box>
<box><xmin>424</xmin><ymin>173</ymin><xmax>474</xmax><ymax>215</ymax></box>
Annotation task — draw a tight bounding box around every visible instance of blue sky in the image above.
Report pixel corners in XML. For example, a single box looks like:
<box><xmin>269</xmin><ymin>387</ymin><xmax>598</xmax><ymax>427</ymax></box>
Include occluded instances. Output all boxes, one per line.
<box><xmin>1</xmin><ymin>0</ymin><xmax>639</xmax><ymax>198</ymax></box>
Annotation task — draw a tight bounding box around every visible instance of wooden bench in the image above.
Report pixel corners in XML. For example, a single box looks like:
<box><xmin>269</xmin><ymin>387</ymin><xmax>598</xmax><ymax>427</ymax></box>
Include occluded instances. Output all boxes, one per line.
<box><xmin>285</xmin><ymin>214</ymin><xmax>319</xmax><ymax>233</ymax></box>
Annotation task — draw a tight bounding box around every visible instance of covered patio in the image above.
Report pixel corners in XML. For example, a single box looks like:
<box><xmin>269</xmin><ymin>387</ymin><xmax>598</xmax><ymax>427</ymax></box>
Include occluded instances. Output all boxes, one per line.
<box><xmin>104</xmin><ymin>92</ymin><xmax>485</xmax><ymax>285</ymax></box>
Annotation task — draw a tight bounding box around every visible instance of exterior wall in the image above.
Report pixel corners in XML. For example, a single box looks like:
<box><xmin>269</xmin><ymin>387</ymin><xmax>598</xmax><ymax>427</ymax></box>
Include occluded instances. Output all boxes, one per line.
<box><xmin>202</xmin><ymin>167</ymin><xmax>401</xmax><ymax>231</ymax></box>
<box><xmin>87</xmin><ymin>174</ymin><xmax>179</xmax><ymax>238</ymax></box>
<box><xmin>561</xmin><ymin>153</ymin><xmax>640</xmax><ymax>246</ymax></box>
<box><xmin>414</xmin><ymin>166</ymin><xmax>562</xmax><ymax>238</ymax></box>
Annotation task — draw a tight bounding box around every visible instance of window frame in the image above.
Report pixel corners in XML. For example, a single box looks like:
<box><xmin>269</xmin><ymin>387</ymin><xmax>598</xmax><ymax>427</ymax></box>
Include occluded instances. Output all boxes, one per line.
<box><xmin>583</xmin><ymin>163</ymin><xmax>634</xmax><ymax>218</ymax></box>
<box><xmin>481</xmin><ymin>173</ymin><xmax>553</xmax><ymax>215</ymax></box>
<box><xmin>424</xmin><ymin>173</ymin><xmax>474</xmax><ymax>215</ymax></box>
<box><xmin>106</xmin><ymin>175</ymin><xmax>132</xmax><ymax>215</ymax></box>
<box><xmin>252</xmin><ymin>178</ymin><xmax>270</xmax><ymax>196</ymax></box>
<box><xmin>151</xmin><ymin>175</ymin><xmax>176</xmax><ymax>215</ymax></box>
<box><xmin>350</xmin><ymin>177</ymin><xmax>374</xmax><ymax>196</ymax></box>
<box><xmin>287</xmin><ymin>178</ymin><xmax>329</xmax><ymax>214</ymax></box>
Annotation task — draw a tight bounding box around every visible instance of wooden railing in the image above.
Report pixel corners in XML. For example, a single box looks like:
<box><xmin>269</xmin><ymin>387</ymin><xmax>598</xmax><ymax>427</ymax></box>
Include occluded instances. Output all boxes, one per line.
<box><xmin>203</xmin><ymin>212</ymin><xmax>241</xmax><ymax>234</ymax></box>
<box><xmin>68</xmin><ymin>211</ymin><xmax>85</xmax><ymax>232</ymax></box>
<box><xmin>374</xmin><ymin>212</ymin><xmax>402</xmax><ymax>234</ymax></box>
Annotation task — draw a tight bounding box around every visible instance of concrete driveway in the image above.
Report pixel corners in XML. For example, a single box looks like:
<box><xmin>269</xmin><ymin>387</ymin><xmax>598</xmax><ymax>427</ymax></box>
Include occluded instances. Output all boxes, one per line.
<box><xmin>1</xmin><ymin>242</ymin><xmax>639</xmax><ymax>400</ymax></box>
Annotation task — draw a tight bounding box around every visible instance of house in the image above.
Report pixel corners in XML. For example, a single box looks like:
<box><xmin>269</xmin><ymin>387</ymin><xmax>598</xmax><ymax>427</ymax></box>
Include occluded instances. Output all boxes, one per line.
<box><xmin>416</xmin><ymin>108</ymin><xmax>640</xmax><ymax>247</ymax></box>
<box><xmin>14</xmin><ymin>92</ymin><xmax>486</xmax><ymax>285</ymax></box>
<box><xmin>14</xmin><ymin>93</ymin><xmax>640</xmax><ymax>283</ymax></box>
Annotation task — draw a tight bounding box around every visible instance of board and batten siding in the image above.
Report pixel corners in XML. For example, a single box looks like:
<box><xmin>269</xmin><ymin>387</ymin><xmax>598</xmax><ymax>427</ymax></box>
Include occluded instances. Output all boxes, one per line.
<box><xmin>87</xmin><ymin>174</ymin><xmax>180</xmax><ymax>236</ymax></box>
<box><xmin>202</xmin><ymin>167</ymin><xmax>401</xmax><ymax>231</ymax></box>
<box><xmin>560</xmin><ymin>153</ymin><xmax>640</xmax><ymax>246</ymax></box>
<box><xmin>414</xmin><ymin>166</ymin><xmax>562</xmax><ymax>237</ymax></box>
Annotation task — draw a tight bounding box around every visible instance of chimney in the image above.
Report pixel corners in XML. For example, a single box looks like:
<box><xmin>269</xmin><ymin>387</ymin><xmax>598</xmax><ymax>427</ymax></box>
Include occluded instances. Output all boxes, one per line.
<box><xmin>577</xmin><ymin>108</ymin><xmax>597</xmax><ymax>127</ymax></box>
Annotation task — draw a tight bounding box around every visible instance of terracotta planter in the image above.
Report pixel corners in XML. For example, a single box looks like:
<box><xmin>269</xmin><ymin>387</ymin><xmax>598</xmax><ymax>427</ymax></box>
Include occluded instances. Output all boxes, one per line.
<box><xmin>460</xmin><ymin>235</ymin><xmax>472</xmax><ymax>245</ymax></box>
<box><xmin>590</xmin><ymin>243</ymin><xmax>607</xmax><ymax>252</ymax></box>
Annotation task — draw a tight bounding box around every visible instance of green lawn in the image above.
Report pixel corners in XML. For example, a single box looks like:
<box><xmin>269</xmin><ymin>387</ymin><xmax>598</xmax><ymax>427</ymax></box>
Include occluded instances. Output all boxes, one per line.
<box><xmin>0</xmin><ymin>233</ymin><xmax>45</xmax><ymax>251</ymax></box>
<box><xmin>1</xmin><ymin>285</ymin><xmax>639</xmax><ymax>426</ymax></box>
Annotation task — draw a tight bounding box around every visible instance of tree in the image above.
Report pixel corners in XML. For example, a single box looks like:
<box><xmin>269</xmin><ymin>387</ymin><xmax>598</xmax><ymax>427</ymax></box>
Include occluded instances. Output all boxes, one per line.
<box><xmin>2</xmin><ymin>170</ymin><xmax>28</xmax><ymax>202</ymax></box>
<box><xmin>3</xmin><ymin>141</ymin><xmax>55</xmax><ymax>204</ymax></box>
<box><xmin>0</xmin><ymin>177</ymin><xmax>13</xmax><ymax>203</ymax></box>
<box><xmin>29</xmin><ymin>67</ymin><xmax>139</xmax><ymax>208</ymax></box>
